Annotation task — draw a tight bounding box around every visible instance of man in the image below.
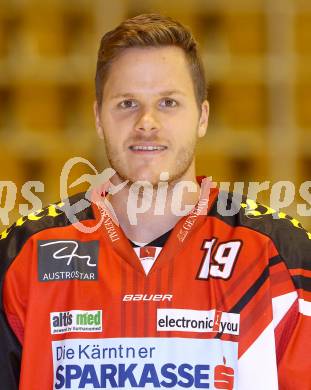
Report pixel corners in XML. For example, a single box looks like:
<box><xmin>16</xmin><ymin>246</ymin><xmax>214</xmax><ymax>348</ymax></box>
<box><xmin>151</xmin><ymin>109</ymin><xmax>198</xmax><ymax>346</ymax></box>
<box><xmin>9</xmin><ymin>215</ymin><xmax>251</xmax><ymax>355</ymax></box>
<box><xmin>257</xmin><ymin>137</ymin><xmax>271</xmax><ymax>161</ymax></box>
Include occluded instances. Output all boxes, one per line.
<box><xmin>0</xmin><ymin>13</ymin><xmax>310</xmax><ymax>390</ymax></box>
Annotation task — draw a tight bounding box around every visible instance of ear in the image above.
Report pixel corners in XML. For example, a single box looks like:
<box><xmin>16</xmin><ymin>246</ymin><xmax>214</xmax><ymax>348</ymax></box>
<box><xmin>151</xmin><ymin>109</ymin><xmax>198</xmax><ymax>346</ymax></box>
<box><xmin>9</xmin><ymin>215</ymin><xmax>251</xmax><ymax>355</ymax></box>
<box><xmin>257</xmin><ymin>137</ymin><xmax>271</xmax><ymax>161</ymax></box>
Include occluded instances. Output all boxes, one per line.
<box><xmin>93</xmin><ymin>101</ymin><xmax>105</xmax><ymax>139</ymax></box>
<box><xmin>198</xmin><ymin>100</ymin><xmax>209</xmax><ymax>138</ymax></box>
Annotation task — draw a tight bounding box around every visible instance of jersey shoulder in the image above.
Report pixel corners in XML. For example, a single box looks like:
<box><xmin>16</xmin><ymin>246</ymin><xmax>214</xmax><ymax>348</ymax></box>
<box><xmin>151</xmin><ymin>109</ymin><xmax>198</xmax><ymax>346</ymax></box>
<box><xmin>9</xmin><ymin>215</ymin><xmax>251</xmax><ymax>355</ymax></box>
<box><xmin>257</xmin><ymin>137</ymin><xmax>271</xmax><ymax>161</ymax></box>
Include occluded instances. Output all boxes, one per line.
<box><xmin>0</xmin><ymin>192</ymin><xmax>94</xmax><ymax>276</ymax></box>
<box><xmin>210</xmin><ymin>190</ymin><xmax>311</xmax><ymax>272</ymax></box>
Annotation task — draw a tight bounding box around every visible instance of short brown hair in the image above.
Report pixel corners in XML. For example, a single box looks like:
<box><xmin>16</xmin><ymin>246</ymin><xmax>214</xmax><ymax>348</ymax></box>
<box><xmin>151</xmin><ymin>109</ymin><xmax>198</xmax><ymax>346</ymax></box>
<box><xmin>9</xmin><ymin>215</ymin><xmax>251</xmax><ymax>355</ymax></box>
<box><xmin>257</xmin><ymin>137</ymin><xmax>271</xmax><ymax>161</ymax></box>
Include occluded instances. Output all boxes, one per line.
<box><xmin>95</xmin><ymin>13</ymin><xmax>207</xmax><ymax>107</ymax></box>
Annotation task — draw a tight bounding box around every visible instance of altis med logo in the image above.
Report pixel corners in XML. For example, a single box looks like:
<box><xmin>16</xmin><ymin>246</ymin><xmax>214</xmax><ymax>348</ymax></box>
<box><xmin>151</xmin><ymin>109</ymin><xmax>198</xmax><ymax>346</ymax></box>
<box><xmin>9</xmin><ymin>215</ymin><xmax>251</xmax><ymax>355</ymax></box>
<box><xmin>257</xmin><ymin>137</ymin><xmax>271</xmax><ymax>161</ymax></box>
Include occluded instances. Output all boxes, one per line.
<box><xmin>50</xmin><ymin>310</ymin><xmax>102</xmax><ymax>334</ymax></box>
<box><xmin>52</xmin><ymin>338</ymin><xmax>237</xmax><ymax>389</ymax></box>
<box><xmin>38</xmin><ymin>240</ymin><xmax>99</xmax><ymax>281</ymax></box>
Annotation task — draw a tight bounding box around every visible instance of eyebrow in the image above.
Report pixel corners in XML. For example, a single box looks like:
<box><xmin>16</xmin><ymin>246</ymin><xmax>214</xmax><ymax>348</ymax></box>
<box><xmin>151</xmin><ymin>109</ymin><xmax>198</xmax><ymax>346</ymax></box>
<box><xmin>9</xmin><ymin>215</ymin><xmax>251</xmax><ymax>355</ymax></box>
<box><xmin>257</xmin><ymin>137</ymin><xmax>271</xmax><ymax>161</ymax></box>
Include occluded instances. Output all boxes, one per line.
<box><xmin>110</xmin><ymin>90</ymin><xmax>186</xmax><ymax>100</ymax></box>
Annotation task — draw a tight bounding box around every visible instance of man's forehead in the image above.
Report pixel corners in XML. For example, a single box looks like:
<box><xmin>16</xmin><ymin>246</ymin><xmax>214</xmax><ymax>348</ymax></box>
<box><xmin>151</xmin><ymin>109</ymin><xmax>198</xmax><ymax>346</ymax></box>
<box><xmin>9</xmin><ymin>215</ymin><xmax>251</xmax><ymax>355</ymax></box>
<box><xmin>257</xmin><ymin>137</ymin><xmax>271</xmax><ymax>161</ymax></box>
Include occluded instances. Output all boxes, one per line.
<box><xmin>103</xmin><ymin>46</ymin><xmax>195</xmax><ymax>100</ymax></box>
<box><xmin>108</xmin><ymin>46</ymin><xmax>189</xmax><ymax>76</ymax></box>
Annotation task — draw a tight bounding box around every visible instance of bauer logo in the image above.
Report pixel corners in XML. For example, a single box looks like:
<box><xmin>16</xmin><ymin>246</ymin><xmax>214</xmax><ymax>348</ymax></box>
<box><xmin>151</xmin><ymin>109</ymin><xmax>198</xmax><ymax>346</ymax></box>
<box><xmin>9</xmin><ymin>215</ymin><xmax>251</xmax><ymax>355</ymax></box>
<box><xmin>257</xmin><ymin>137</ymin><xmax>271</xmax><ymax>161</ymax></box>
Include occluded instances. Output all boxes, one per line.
<box><xmin>50</xmin><ymin>310</ymin><xmax>102</xmax><ymax>334</ymax></box>
<box><xmin>157</xmin><ymin>309</ymin><xmax>240</xmax><ymax>335</ymax></box>
<box><xmin>38</xmin><ymin>240</ymin><xmax>99</xmax><ymax>282</ymax></box>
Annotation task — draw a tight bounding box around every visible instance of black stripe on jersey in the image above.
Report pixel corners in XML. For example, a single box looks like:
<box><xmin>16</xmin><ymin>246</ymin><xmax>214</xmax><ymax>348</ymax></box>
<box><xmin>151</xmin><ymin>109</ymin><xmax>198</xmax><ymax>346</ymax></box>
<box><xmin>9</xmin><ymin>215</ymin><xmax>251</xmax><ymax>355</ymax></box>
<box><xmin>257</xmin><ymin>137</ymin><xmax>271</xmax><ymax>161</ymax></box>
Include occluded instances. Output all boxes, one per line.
<box><xmin>292</xmin><ymin>275</ymin><xmax>311</xmax><ymax>292</ymax></box>
<box><xmin>0</xmin><ymin>191</ymin><xmax>94</xmax><ymax>390</ymax></box>
<box><xmin>269</xmin><ymin>255</ymin><xmax>283</xmax><ymax>267</ymax></box>
<box><xmin>209</xmin><ymin>192</ymin><xmax>311</xmax><ymax>273</ymax></box>
<box><xmin>230</xmin><ymin>266</ymin><xmax>269</xmax><ymax>314</ymax></box>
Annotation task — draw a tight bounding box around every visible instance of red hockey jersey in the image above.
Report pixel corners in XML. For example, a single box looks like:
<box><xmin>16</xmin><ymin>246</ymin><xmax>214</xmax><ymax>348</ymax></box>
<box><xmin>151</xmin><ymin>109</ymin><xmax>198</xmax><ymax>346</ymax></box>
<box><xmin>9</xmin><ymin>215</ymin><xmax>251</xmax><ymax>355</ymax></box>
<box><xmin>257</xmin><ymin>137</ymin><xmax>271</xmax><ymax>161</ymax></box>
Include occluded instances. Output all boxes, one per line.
<box><xmin>0</xmin><ymin>180</ymin><xmax>310</xmax><ymax>389</ymax></box>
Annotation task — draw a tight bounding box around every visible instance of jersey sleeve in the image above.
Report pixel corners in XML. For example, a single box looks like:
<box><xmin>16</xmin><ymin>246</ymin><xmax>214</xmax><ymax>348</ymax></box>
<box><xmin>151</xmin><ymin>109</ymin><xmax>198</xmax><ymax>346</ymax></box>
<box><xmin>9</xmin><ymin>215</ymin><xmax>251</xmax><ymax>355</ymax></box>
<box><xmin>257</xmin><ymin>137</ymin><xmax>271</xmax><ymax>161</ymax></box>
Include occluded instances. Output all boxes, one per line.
<box><xmin>0</xmin><ymin>231</ymin><xmax>23</xmax><ymax>389</ymax></box>
<box><xmin>277</xmin><ymin>308</ymin><xmax>311</xmax><ymax>389</ymax></box>
<box><xmin>0</xmin><ymin>200</ymin><xmax>68</xmax><ymax>389</ymax></box>
<box><xmin>0</xmin><ymin>305</ymin><xmax>21</xmax><ymax>389</ymax></box>
<box><xmin>266</xmin><ymin>214</ymin><xmax>311</xmax><ymax>389</ymax></box>
<box><xmin>274</xmin><ymin>226</ymin><xmax>311</xmax><ymax>390</ymax></box>
<box><xmin>238</xmin><ymin>199</ymin><xmax>311</xmax><ymax>388</ymax></box>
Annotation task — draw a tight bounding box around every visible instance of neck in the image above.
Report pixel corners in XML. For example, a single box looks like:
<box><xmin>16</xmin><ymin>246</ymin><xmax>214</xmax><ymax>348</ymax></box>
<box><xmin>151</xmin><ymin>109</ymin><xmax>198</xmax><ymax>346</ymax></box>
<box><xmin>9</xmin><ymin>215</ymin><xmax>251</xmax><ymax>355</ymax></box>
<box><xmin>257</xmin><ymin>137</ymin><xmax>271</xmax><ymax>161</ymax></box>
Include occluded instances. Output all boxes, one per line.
<box><xmin>107</xmin><ymin>165</ymin><xmax>201</xmax><ymax>243</ymax></box>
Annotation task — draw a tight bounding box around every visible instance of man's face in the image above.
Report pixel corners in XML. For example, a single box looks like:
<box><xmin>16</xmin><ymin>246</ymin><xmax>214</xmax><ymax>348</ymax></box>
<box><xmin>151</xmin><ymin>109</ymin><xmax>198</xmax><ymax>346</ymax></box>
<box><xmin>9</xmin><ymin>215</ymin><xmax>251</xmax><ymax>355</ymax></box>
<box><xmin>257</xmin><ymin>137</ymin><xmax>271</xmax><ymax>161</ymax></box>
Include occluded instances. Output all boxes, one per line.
<box><xmin>94</xmin><ymin>46</ymin><xmax>209</xmax><ymax>185</ymax></box>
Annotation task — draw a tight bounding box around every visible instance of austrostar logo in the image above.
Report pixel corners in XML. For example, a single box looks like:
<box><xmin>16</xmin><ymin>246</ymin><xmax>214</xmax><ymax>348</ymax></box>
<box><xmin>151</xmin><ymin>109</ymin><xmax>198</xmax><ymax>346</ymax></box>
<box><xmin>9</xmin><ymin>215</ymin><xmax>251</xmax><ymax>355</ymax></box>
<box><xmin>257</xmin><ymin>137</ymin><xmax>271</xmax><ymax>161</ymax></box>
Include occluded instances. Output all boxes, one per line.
<box><xmin>38</xmin><ymin>240</ymin><xmax>99</xmax><ymax>282</ymax></box>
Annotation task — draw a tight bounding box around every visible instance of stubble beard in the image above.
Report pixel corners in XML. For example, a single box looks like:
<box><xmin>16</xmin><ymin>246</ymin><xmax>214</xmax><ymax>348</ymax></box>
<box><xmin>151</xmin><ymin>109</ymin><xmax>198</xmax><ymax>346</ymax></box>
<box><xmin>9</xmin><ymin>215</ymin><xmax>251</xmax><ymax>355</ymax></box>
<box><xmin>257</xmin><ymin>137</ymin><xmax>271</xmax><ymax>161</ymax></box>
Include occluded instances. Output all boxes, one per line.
<box><xmin>103</xmin><ymin>133</ymin><xmax>198</xmax><ymax>190</ymax></box>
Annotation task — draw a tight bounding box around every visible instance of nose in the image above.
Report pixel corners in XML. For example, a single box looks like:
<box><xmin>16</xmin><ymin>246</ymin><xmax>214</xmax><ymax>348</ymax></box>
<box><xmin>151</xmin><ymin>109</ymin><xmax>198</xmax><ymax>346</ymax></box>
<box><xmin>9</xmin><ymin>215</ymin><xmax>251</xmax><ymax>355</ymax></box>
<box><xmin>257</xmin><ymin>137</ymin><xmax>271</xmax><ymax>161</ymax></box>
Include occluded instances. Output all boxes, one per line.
<box><xmin>134</xmin><ymin>107</ymin><xmax>160</xmax><ymax>132</ymax></box>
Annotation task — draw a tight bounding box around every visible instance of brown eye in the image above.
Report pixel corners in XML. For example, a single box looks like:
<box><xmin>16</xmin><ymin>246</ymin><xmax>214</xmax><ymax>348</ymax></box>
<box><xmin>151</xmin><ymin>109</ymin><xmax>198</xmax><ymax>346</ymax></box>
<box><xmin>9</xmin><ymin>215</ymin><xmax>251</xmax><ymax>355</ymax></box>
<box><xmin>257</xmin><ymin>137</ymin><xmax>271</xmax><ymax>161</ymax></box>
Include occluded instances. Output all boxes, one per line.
<box><xmin>160</xmin><ymin>98</ymin><xmax>177</xmax><ymax>108</ymax></box>
<box><xmin>119</xmin><ymin>100</ymin><xmax>138</xmax><ymax>109</ymax></box>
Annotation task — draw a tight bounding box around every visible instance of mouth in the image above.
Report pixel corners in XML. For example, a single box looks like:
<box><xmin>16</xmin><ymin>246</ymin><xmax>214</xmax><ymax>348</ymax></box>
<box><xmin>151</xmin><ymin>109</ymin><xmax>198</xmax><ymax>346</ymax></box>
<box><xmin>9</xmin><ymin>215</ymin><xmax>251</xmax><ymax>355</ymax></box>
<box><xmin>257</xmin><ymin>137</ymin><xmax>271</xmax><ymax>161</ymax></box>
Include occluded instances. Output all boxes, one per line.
<box><xmin>128</xmin><ymin>144</ymin><xmax>168</xmax><ymax>154</ymax></box>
